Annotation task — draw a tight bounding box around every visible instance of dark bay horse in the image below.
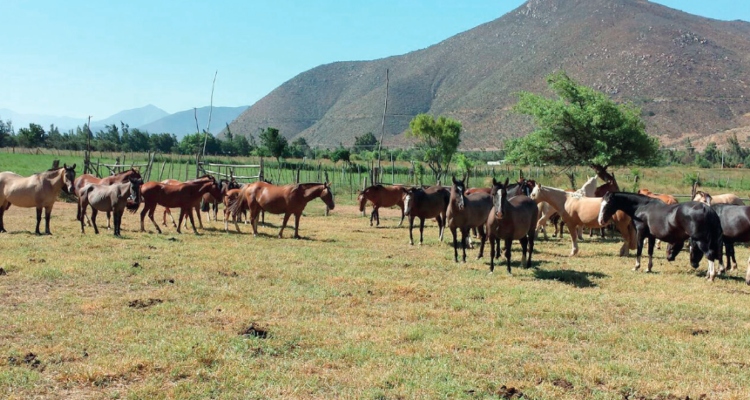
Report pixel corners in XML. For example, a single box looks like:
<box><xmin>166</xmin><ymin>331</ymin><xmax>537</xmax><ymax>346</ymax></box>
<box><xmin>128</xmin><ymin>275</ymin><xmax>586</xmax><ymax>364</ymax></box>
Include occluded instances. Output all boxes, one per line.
<box><xmin>74</xmin><ymin>167</ymin><xmax>141</xmax><ymax>228</ymax></box>
<box><xmin>446</xmin><ymin>175</ymin><xmax>493</xmax><ymax>263</ymax></box>
<box><xmin>79</xmin><ymin>175</ymin><xmax>142</xmax><ymax>236</ymax></box>
<box><xmin>598</xmin><ymin>192</ymin><xmax>723</xmax><ymax>280</ymax></box>
<box><xmin>140</xmin><ymin>176</ymin><xmax>219</xmax><ymax>234</ymax></box>
<box><xmin>480</xmin><ymin>178</ymin><xmax>538</xmax><ymax>273</ymax></box>
<box><xmin>358</xmin><ymin>184</ymin><xmax>406</xmax><ymax>227</ymax></box>
<box><xmin>0</xmin><ymin>164</ymin><xmax>76</xmax><ymax>235</ymax></box>
<box><xmin>703</xmin><ymin>204</ymin><xmax>750</xmax><ymax>282</ymax></box>
<box><xmin>401</xmin><ymin>185</ymin><xmax>449</xmax><ymax>246</ymax></box>
<box><xmin>226</xmin><ymin>182</ymin><xmax>334</xmax><ymax>238</ymax></box>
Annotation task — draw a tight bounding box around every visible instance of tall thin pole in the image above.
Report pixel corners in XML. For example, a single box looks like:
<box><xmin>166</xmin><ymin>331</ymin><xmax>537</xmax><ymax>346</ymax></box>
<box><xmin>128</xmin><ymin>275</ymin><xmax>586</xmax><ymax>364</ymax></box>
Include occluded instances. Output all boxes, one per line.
<box><xmin>85</xmin><ymin>115</ymin><xmax>92</xmax><ymax>174</ymax></box>
<box><xmin>201</xmin><ymin>70</ymin><xmax>218</xmax><ymax>158</ymax></box>
<box><xmin>376</xmin><ymin>69</ymin><xmax>389</xmax><ymax>184</ymax></box>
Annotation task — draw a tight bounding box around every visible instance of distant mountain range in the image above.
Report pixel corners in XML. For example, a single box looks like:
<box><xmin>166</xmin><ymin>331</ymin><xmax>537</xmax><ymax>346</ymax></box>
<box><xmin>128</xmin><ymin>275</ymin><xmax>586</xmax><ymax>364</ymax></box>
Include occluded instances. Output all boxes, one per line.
<box><xmin>0</xmin><ymin>104</ymin><xmax>248</xmax><ymax>138</ymax></box>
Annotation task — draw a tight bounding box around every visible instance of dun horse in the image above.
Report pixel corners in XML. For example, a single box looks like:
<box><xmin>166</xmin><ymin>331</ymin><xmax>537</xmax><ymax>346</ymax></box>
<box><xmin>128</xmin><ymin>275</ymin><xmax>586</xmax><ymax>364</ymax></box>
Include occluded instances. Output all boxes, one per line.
<box><xmin>479</xmin><ymin>178</ymin><xmax>538</xmax><ymax>273</ymax></box>
<box><xmin>140</xmin><ymin>176</ymin><xmax>219</xmax><ymax>234</ymax></box>
<box><xmin>226</xmin><ymin>181</ymin><xmax>334</xmax><ymax>238</ymax></box>
<box><xmin>692</xmin><ymin>183</ymin><xmax>745</xmax><ymax>206</ymax></box>
<box><xmin>598</xmin><ymin>192</ymin><xmax>723</xmax><ymax>280</ymax></box>
<box><xmin>446</xmin><ymin>175</ymin><xmax>493</xmax><ymax>263</ymax></box>
<box><xmin>78</xmin><ymin>175</ymin><xmax>142</xmax><ymax>236</ymax></box>
<box><xmin>401</xmin><ymin>185</ymin><xmax>449</xmax><ymax>245</ymax></box>
<box><xmin>358</xmin><ymin>184</ymin><xmax>406</xmax><ymax>227</ymax></box>
<box><xmin>74</xmin><ymin>167</ymin><xmax>141</xmax><ymax>228</ymax></box>
<box><xmin>0</xmin><ymin>164</ymin><xmax>76</xmax><ymax>235</ymax></box>
<box><xmin>536</xmin><ymin>176</ymin><xmax>597</xmax><ymax>240</ymax></box>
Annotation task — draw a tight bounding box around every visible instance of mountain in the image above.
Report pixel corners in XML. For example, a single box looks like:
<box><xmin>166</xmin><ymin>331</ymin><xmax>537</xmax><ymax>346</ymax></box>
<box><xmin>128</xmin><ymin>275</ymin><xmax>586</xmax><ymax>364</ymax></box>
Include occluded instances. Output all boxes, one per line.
<box><xmin>90</xmin><ymin>104</ymin><xmax>169</xmax><ymax>132</ymax></box>
<box><xmin>0</xmin><ymin>108</ymin><xmax>86</xmax><ymax>132</ymax></box>
<box><xmin>226</xmin><ymin>0</ymin><xmax>750</xmax><ymax>149</ymax></box>
<box><xmin>138</xmin><ymin>106</ymin><xmax>248</xmax><ymax>138</ymax></box>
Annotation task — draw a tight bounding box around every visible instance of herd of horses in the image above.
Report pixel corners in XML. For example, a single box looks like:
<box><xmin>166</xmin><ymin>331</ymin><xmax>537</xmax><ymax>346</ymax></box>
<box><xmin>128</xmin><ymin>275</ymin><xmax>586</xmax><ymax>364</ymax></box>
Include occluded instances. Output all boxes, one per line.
<box><xmin>1</xmin><ymin>165</ymin><xmax>750</xmax><ymax>284</ymax></box>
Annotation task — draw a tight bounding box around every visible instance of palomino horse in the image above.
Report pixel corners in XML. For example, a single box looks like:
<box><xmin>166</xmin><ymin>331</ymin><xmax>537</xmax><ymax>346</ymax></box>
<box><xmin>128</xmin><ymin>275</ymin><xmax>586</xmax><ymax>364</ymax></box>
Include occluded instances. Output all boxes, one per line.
<box><xmin>691</xmin><ymin>183</ymin><xmax>745</xmax><ymax>206</ymax></box>
<box><xmin>598</xmin><ymin>192</ymin><xmax>723</xmax><ymax>280</ymax></box>
<box><xmin>530</xmin><ymin>183</ymin><xmax>636</xmax><ymax>257</ymax></box>
<box><xmin>74</xmin><ymin>167</ymin><xmax>141</xmax><ymax>228</ymax></box>
<box><xmin>446</xmin><ymin>175</ymin><xmax>493</xmax><ymax>263</ymax></box>
<box><xmin>401</xmin><ymin>185</ymin><xmax>449</xmax><ymax>245</ymax></box>
<box><xmin>536</xmin><ymin>176</ymin><xmax>597</xmax><ymax>240</ymax></box>
<box><xmin>226</xmin><ymin>182</ymin><xmax>334</xmax><ymax>238</ymax></box>
<box><xmin>140</xmin><ymin>176</ymin><xmax>219</xmax><ymax>234</ymax></box>
<box><xmin>480</xmin><ymin>178</ymin><xmax>538</xmax><ymax>273</ymax></box>
<box><xmin>161</xmin><ymin>175</ymin><xmax>222</xmax><ymax>229</ymax></box>
<box><xmin>78</xmin><ymin>175</ymin><xmax>142</xmax><ymax>236</ymax></box>
<box><xmin>703</xmin><ymin>204</ymin><xmax>750</xmax><ymax>278</ymax></box>
<box><xmin>357</xmin><ymin>184</ymin><xmax>406</xmax><ymax>227</ymax></box>
<box><xmin>0</xmin><ymin>164</ymin><xmax>76</xmax><ymax>235</ymax></box>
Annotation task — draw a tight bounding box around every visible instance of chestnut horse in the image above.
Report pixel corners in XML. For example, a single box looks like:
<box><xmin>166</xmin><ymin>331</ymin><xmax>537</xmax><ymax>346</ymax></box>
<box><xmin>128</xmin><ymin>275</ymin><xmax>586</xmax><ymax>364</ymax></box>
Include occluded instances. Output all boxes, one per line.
<box><xmin>0</xmin><ymin>164</ymin><xmax>76</xmax><ymax>234</ymax></box>
<box><xmin>79</xmin><ymin>175</ymin><xmax>142</xmax><ymax>236</ymax></box>
<box><xmin>401</xmin><ymin>185</ymin><xmax>449</xmax><ymax>246</ymax></box>
<box><xmin>161</xmin><ymin>175</ymin><xmax>222</xmax><ymax>229</ymax></box>
<box><xmin>446</xmin><ymin>175</ymin><xmax>493</xmax><ymax>263</ymax></box>
<box><xmin>226</xmin><ymin>182</ymin><xmax>334</xmax><ymax>238</ymax></box>
<box><xmin>358</xmin><ymin>184</ymin><xmax>406</xmax><ymax>227</ymax></box>
<box><xmin>530</xmin><ymin>183</ymin><xmax>636</xmax><ymax>257</ymax></box>
<box><xmin>74</xmin><ymin>167</ymin><xmax>141</xmax><ymax>228</ymax></box>
<box><xmin>140</xmin><ymin>176</ymin><xmax>219</xmax><ymax>234</ymax></box>
<box><xmin>202</xmin><ymin>178</ymin><xmax>240</xmax><ymax>222</ymax></box>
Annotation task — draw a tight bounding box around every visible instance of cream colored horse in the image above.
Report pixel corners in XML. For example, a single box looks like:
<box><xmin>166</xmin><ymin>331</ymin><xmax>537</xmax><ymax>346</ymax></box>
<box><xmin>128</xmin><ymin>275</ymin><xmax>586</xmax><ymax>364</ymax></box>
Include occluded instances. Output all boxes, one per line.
<box><xmin>530</xmin><ymin>182</ymin><xmax>636</xmax><ymax>256</ymax></box>
<box><xmin>536</xmin><ymin>176</ymin><xmax>597</xmax><ymax>240</ymax></box>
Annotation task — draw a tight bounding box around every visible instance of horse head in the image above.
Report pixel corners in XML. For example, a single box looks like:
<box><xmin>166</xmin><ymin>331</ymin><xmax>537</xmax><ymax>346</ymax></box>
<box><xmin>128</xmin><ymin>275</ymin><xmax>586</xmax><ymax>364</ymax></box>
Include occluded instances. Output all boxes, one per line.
<box><xmin>529</xmin><ymin>183</ymin><xmax>542</xmax><ymax>202</ymax></box>
<box><xmin>491</xmin><ymin>177</ymin><xmax>510</xmax><ymax>219</ymax></box>
<box><xmin>597</xmin><ymin>191</ymin><xmax>616</xmax><ymax>226</ymax></box>
<box><xmin>402</xmin><ymin>187</ymin><xmax>418</xmax><ymax>216</ymax></box>
<box><xmin>321</xmin><ymin>182</ymin><xmax>335</xmax><ymax>210</ymax></box>
<box><xmin>693</xmin><ymin>191</ymin><xmax>712</xmax><ymax>205</ymax></box>
<box><xmin>451</xmin><ymin>175</ymin><xmax>466</xmax><ymax>210</ymax></box>
<box><xmin>357</xmin><ymin>190</ymin><xmax>367</xmax><ymax>212</ymax></box>
<box><xmin>126</xmin><ymin>175</ymin><xmax>143</xmax><ymax>212</ymax></box>
<box><xmin>62</xmin><ymin>164</ymin><xmax>77</xmax><ymax>194</ymax></box>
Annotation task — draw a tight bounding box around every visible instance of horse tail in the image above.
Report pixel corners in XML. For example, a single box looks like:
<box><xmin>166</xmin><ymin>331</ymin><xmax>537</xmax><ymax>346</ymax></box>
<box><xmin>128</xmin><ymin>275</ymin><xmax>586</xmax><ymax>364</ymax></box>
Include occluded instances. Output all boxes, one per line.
<box><xmin>226</xmin><ymin>192</ymin><xmax>246</xmax><ymax>218</ymax></box>
<box><xmin>628</xmin><ymin>221</ymin><xmax>637</xmax><ymax>250</ymax></box>
<box><xmin>201</xmin><ymin>199</ymin><xmax>210</xmax><ymax>212</ymax></box>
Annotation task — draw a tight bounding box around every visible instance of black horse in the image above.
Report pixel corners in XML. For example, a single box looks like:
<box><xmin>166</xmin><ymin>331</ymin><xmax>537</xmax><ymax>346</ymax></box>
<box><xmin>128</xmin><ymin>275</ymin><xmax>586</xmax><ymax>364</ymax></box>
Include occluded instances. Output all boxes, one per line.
<box><xmin>699</xmin><ymin>204</ymin><xmax>750</xmax><ymax>284</ymax></box>
<box><xmin>598</xmin><ymin>192</ymin><xmax>723</xmax><ymax>280</ymax></box>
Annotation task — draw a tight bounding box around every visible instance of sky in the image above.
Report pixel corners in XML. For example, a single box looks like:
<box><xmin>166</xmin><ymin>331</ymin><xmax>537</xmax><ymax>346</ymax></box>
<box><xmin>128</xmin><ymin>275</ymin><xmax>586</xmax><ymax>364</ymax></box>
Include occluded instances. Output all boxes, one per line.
<box><xmin>2</xmin><ymin>0</ymin><xmax>749</xmax><ymax>120</ymax></box>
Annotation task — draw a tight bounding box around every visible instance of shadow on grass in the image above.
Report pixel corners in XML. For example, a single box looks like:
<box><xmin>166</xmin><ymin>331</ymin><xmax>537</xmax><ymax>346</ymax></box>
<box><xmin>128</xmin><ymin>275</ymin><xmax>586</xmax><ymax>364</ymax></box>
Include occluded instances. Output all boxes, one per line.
<box><xmin>533</xmin><ymin>269</ymin><xmax>608</xmax><ymax>288</ymax></box>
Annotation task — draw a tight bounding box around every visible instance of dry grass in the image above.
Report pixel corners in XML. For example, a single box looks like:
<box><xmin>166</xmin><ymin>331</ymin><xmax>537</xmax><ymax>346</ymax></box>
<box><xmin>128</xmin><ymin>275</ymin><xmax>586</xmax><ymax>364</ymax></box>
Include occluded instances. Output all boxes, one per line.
<box><xmin>1</xmin><ymin>199</ymin><xmax>750</xmax><ymax>399</ymax></box>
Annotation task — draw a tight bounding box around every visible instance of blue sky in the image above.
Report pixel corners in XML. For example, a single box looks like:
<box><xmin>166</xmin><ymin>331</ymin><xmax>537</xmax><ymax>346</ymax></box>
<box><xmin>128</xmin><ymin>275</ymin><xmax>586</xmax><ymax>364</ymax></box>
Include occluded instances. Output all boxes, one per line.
<box><xmin>2</xmin><ymin>0</ymin><xmax>749</xmax><ymax>119</ymax></box>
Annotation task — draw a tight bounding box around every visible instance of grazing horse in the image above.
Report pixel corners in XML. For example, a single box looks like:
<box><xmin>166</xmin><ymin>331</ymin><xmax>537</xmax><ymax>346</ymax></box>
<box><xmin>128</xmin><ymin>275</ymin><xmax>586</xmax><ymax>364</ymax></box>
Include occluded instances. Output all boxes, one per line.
<box><xmin>161</xmin><ymin>175</ymin><xmax>219</xmax><ymax>229</ymax></box>
<box><xmin>598</xmin><ymin>192</ymin><xmax>723</xmax><ymax>280</ymax></box>
<box><xmin>78</xmin><ymin>175</ymin><xmax>142</xmax><ymax>236</ymax></box>
<box><xmin>74</xmin><ymin>167</ymin><xmax>141</xmax><ymax>228</ymax></box>
<box><xmin>0</xmin><ymin>164</ymin><xmax>76</xmax><ymax>235</ymax></box>
<box><xmin>401</xmin><ymin>185</ymin><xmax>449</xmax><ymax>245</ymax></box>
<box><xmin>691</xmin><ymin>183</ymin><xmax>745</xmax><ymax>206</ymax></box>
<box><xmin>226</xmin><ymin>182</ymin><xmax>334</xmax><ymax>238</ymax></box>
<box><xmin>530</xmin><ymin>183</ymin><xmax>636</xmax><ymax>256</ymax></box>
<box><xmin>704</xmin><ymin>204</ymin><xmax>750</xmax><ymax>278</ymax></box>
<box><xmin>357</xmin><ymin>184</ymin><xmax>406</xmax><ymax>227</ymax></box>
<box><xmin>140</xmin><ymin>176</ymin><xmax>219</xmax><ymax>234</ymax></box>
<box><xmin>446</xmin><ymin>175</ymin><xmax>493</xmax><ymax>262</ymax></box>
<box><xmin>480</xmin><ymin>178</ymin><xmax>538</xmax><ymax>273</ymax></box>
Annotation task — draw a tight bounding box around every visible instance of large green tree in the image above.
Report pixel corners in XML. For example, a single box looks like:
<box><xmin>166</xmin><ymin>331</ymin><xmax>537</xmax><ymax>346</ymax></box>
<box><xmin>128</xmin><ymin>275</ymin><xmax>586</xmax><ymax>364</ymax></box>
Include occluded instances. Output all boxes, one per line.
<box><xmin>17</xmin><ymin>123</ymin><xmax>46</xmax><ymax>148</ymax></box>
<box><xmin>506</xmin><ymin>71</ymin><xmax>660</xmax><ymax>180</ymax></box>
<box><xmin>0</xmin><ymin>119</ymin><xmax>15</xmax><ymax>147</ymax></box>
<box><xmin>259</xmin><ymin>127</ymin><xmax>288</xmax><ymax>163</ymax></box>
<box><xmin>407</xmin><ymin>114</ymin><xmax>462</xmax><ymax>181</ymax></box>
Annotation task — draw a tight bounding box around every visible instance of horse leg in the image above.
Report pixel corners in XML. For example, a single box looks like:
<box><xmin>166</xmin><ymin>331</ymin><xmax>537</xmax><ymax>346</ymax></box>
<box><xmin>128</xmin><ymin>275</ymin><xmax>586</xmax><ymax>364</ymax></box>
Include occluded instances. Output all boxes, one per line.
<box><xmin>176</xmin><ymin>209</ymin><xmax>186</xmax><ymax>234</ymax></box>
<box><xmin>504</xmin><ymin>238</ymin><xmax>513</xmax><ymax>273</ymax></box>
<box><xmin>520</xmin><ymin>236</ymin><xmax>529</xmax><ymax>268</ymax></box>
<box><xmin>398</xmin><ymin>206</ymin><xmax>405</xmax><ymax>227</ymax></box>
<box><xmin>148</xmin><ymin>206</ymin><xmax>162</xmax><ymax>234</ymax></box>
<box><xmin>527</xmin><ymin>232</ymin><xmax>535</xmax><ymax>269</ymax></box>
<box><xmin>646</xmin><ymin>236</ymin><xmax>657</xmax><ymax>272</ymax></box>
<box><xmin>278</xmin><ymin>213</ymin><xmax>291</xmax><ymax>238</ymax></box>
<box><xmin>567</xmin><ymin>223</ymin><xmax>579</xmax><ymax>256</ymax></box>
<box><xmin>0</xmin><ymin>204</ymin><xmax>5</xmax><ymax>233</ymax></box>
<box><xmin>746</xmin><ymin>256</ymin><xmax>750</xmax><ymax>285</ymax></box>
<box><xmin>451</xmin><ymin>226</ymin><xmax>459</xmax><ymax>262</ymax></box>
<box><xmin>419</xmin><ymin>217</ymin><xmax>426</xmax><ymax>246</ymax></box>
<box><xmin>105</xmin><ymin>211</ymin><xmax>111</xmax><ymax>230</ymax></box>
<box><xmin>91</xmin><ymin>209</ymin><xmax>100</xmax><ymax>234</ymax></box>
<box><xmin>34</xmin><ymin>207</ymin><xmax>43</xmax><ymax>235</ymax></box>
<box><xmin>44</xmin><ymin>207</ymin><xmax>52</xmax><ymax>235</ymax></box>
<box><xmin>292</xmin><ymin>213</ymin><xmax>301</xmax><ymax>239</ymax></box>
<box><xmin>374</xmin><ymin>206</ymin><xmax>380</xmax><ymax>226</ymax></box>
<box><xmin>438</xmin><ymin>215</ymin><xmax>445</xmax><ymax>242</ymax></box>
<box><xmin>615</xmin><ymin>221</ymin><xmax>630</xmax><ymax>257</ymax></box>
<box><xmin>187</xmin><ymin>208</ymin><xmax>198</xmax><ymax>235</ymax></box>
<box><xmin>408</xmin><ymin>216</ymin><xmax>415</xmax><ymax>245</ymax></box>
<box><xmin>113</xmin><ymin>210</ymin><xmax>121</xmax><ymax>236</ymax></box>
<box><xmin>489</xmin><ymin>233</ymin><xmax>496</xmax><ymax>273</ymax></box>
<box><xmin>477</xmin><ymin>228</ymin><xmax>487</xmax><ymax>260</ymax></box>
<box><xmin>460</xmin><ymin>227</ymin><xmax>469</xmax><ymax>263</ymax></box>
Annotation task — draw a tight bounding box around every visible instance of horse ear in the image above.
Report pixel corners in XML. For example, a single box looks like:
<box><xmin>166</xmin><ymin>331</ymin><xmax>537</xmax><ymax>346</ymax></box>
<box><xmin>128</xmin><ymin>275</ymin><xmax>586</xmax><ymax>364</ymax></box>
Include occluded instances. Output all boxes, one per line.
<box><xmin>452</xmin><ymin>175</ymin><xmax>458</xmax><ymax>185</ymax></box>
<box><xmin>519</xmin><ymin>169</ymin><xmax>523</xmax><ymax>180</ymax></box>
<box><xmin>71</xmin><ymin>163</ymin><xmax>76</xmax><ymax>170</ymax></box>
<box><xmin>492</xmin><ymin>177</ymin><xmax>498</xmax><ymax>186</ymax></box>
<box><xmin>504</xmin><ymin>177</ymin><xmax>510</xmax><ymax>187</ymax></box>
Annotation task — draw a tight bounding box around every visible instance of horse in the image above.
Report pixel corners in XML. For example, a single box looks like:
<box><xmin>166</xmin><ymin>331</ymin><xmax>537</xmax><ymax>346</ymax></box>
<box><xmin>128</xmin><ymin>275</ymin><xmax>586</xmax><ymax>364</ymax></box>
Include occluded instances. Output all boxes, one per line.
<box><xmin>691</xmin><ymin>182</ymin><xmax>745</xmax><ymax>206</ymax></box>
<box><xmin>357</xmin><ymin>184</ymin><xmax>406</xmax><ymax>227</ymax></box>
<box><xmin>78</xmin><ymin>175</ymin><xmax>142</xmax><ymax>236</ymax></box>
<box><xmin>226</xmin><ymin>182</ymin><xmax>334</xmax><ymax>238</ymax></box>
<box><xmin>140</xmin><ymin>176</ymin><xmax>219</xmax><ymax>234</ymax></box>
<box><xmin>74</xmin><ymin>167</ymin><xmax>141</xmax><ymax>229</ymax></box>
<box><xmin>446</xmin><ymin>175</ymin><xmax>493</xmax><ymax>263</ymax></box>
<box><xmin>536</xmin><ymin>176</ymin><xmax>598</xmax><ymax>240</ymax></box>
<box><xmin>598</xmin><ymin>192</ymin><xmax>723</xmax><ymax>280</ymax></box>
<box><xmin>0</xmin><ymin>164</ymin><xmax>76</xmax><ymax>235</ymax></box>
<box><xmin>479</xmin><ymin>178</ymin><xmax>538</xmax><ymax>273</ymax></box>
<box><xmin>401</xmin><ymin>185</ymin><xmax>449</xmax><ymax>246</ymax></box>
<box><xmin>638</xmin><ymin>188</ymin><xmax>679</xmax><ymax>249</ymax></box>
<box><xmin>201</xmin><ymin>178</ymin><xmax>240</xmax><ymax>222</ymax></box>
<box><xmin>161</xmin><ymin>175</ymin><xmax>220</xmax><ymax>229</ymax></box>
<box><xmin>703</xmin><ymin>204</ymin><xmax>750</xmax><ymax>275</ymax></box>
<box><xmin>594</xmin><ymin>173</ymin><xmax>619</xmax><ymax>197</ymax></box>
<box><xmin>530</xmin><ymin>183</ymin><xmax>636</xmax><ymax>257</ymax></box>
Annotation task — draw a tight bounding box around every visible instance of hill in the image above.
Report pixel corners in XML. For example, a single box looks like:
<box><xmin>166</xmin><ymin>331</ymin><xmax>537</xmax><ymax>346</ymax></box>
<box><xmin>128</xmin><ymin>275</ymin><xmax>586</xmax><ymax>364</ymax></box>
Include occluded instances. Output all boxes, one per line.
<box><xmin>139</xmin><ymin>106</ymin><xmax>248</xmax><ymax>138</ymax></box>
<box><xmin>90</xmin><ymin>104</ymin><xmax>169</xmax><ymax>132</ymax></box>
<box><xmin>226</xmin><ymin>0</ymin><xmax>750</xmax><ymax>149</ymax></box>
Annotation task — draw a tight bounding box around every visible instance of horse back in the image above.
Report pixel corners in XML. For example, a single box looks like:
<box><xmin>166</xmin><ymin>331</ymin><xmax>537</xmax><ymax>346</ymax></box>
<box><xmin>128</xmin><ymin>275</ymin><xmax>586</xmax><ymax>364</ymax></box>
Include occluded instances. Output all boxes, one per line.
<box><xmin>491</xmin><ymin>195</ymin><xmax>538</xmax><ymax>239</ymax></box>
<box><xmin>0</xmin><ymin>172</ymin><xmax>54</xmax><ymax>208</ymax></box>
<box><xmin>712</xmin><ymin>204</ymin><xmax>750</xmax><ymax>241</ymax></box>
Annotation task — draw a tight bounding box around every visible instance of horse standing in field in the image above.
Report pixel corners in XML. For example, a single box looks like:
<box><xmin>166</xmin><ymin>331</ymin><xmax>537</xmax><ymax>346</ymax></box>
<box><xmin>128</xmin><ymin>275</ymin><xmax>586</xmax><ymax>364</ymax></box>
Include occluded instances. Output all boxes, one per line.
<box><xmin>201</xmin><ymin>178</ymin><xmax>240</xmax><ymax>222</ymax></box>
<box><xmin>691</xmin><ymin>182</ymin><xmax>745</xmax><ymax>206</ymax></box>
<box><xmin>536</xmin><ymin>176</ymin><xmax>597</xmax><ymax>240</ymax></box>
<box><xmin>74</xmin><ymin>167</ymin><xmax>141</xmax><ymax>229</ymax></box>
<box><xmin>78</xmin><ymin>175</ymin><xmax>142</xmax><ymax>236</ymax></box>
<box><xmin>598</xmin><ymin>192</ymin><xmax>723</xmax><ymax>280</ymax></box>
<box><xmin>226</xmin><ymin>181</ymin><xmax>334</xmax><ymax>238</ymax></box>
<box><xmin>140</xmin><ymin>176</ymin><xmax>219</xmax><ymax>234</ymax></box>
<box><xmin>161</xmin><ymin>175</ymin><xmax>220</xmax><ymax>229</ymax></box>
<box><xmin>638</xmin><ymin>188</ymin><xmax>679</xmax><ymax>249</ymax></box>
<box><xmin>480</xmin><ymin>178</ymin><xmax>538</xmax><ymax>273</ymax></box>
<box><xmin>0</xmin><ymin>164</ymin><xmax>76</xmax><ymax>235</ymax></box>
<box><xmin>702</xmin><ymin>204</ymin><xmax>750</xmax><ymax>281</ymax></box>
<box><xmin>530</xmin><ymin>183</ymin><xmax>636</xmax><ymax>257</ymax></box>
<box><xmin>401</xmin><ymin>185</ymin><xmax>450</xmax><ymax>246</ymax></box>
<box><xmin>446</xmin><ymin>175</ymin><xmax>493</xmax><ymax>263</ymax></box>
<box><xmin>358</xmin><ymin>184</ymin><xmax>406</xmax><ymax>227</ymax></box>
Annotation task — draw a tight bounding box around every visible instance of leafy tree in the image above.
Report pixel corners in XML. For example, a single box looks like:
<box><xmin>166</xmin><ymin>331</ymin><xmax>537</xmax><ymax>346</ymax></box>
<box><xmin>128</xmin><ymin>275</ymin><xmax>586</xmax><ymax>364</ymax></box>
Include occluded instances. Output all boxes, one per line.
<box><xmin>353</xmin><ymin>132</ymin><xmax>378</xmax><ymax>152</ymax></box>
<box><xmin>506</xmin><ymin>71</ymin><xmax>660</xmax><ymax>180</ymax></box>
<box><xmin>259</xmin><ymin>127</ymin><xmax>288</xmax><ymax>162</ymax></box>
<box><xmin>454</xmin><ymin>153</ymin><xmax>474</xmax><ymax>175</ymax></box>
<box><xmin>0</xmin><ymin>119</ymin><xmax>15</xmax><ymax>147</ymax></box>
<box><xmin>289</xmin><ymin>137</ymin><xmax>312</xmax><ymax>159</ymax></box>
<box><xmin>17</xmin><ymin>123</ymin><xmax>46</xmax><ymax>148</ymax></box>
<box><xmin>150</xmin><ymin>133</ymin><xmax>178</xmax><ymax>154</ymax></box>
<box><xmin>702</xmin><ymin>142</ymin><xmax>720</xmax><ymax>164</ymax></box>
<box><xmin>407</xmin><ymin>114</ymin><xmax>462</xmax><ymax>181</ymax></box>
<box><xmin>95</xmin><ymin>124</ymin><xmax>121</xmax><ymax>151</ymax></box>
<box><xmin>330</xmin><ymin>147</ymin><xmax>351</xmax><ymax>164</ymax></box>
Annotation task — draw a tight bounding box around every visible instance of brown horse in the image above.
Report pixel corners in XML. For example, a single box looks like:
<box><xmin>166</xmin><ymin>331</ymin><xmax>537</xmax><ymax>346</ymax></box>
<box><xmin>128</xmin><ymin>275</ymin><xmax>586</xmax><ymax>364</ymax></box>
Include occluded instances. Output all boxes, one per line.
<box><xmin>74</xmin><ymin>167</ymin><xmax>141</xmax><ymax>228</ymax></box>
<box><xmin>480</xmin><ymin>178</ymin><xmax>538</xmax><ymax>273</ymax></box>
<box><xmin>446</xmin><ymin>175</ymin><xmax>493</xmax><ymax>263</ymax></box>
<box><xmin>201</xmin><ymin>178</ymin><xmax>240</xmax><ymax>222</ymax></box>
<box><xmin>226</xmin><ymin>182</ymin><xmax>335</xmax><ymax>238</ymax></box>
<box><xmin>161</xmin><ymin>175</ymin><xmax>220</xmax><ymax>229</ymax></box>
<box><xmin>357</xmin><ymin>184</ymin><xmax>406</xmax><ymax>227</ymax></box>
<box><xmin>140</xmin><ymin>176</ymin><xmax>219</xmax><ymax>234</ymax></box>
<box><xmin>0</xmin><ymin>164</ymin><xmax>77</xmax><ymax>235</ymax></box>
<box><xmin>594</xmin><ymin>173</ymin><xmax>619</xmax><ymax>197</ymax></box>
<box><xmin>401</xmin><ymin>185</ymin><xmax>449</xmax><ymax>245</ymax></box>
<box><xmin>78</xmin><ymin>175</ymin><xmax>142</xmax><ymax>236</ymax></box>
<box><xmin>638</xmin><ymin>189</ymin><xmax>678</xmax><ymax>205</ymax></box>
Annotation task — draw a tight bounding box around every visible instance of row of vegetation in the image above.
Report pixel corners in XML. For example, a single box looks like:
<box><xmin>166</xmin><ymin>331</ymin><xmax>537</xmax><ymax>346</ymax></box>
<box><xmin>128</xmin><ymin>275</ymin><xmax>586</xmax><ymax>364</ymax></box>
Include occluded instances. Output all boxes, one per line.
<box><xmin>1</xmin><ymin>71</ymin><xmax>746</xmax><ymax>182</ymax></box>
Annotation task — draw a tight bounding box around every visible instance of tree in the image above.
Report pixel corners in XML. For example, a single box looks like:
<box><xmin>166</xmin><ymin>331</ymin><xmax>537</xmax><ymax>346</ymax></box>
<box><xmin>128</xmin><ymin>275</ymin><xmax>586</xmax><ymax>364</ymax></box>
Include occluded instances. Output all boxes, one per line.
<box><xmin>407</xmin><ymin>114</ymin><xmax>462</xmax><ymax>181</ymax></box>
<box><xmin>289</xmin><ymin>137</ymin><xmax>311</xmax><ymax>159</ymax></box>
<box><xmin>331</xmin><ymin>147</ymin><xmax>351</xmax><ymax>164</ymax></box>
<box><xmin>0</xmin><ymin>119</ymin><xmax>15</xmax><ymax>147</ymax></box>
<box><xmin>259</xmin><ymin>127</ymin><xmax>288</xmax><ymax>162</ymax></box>
<box><xmin>17</xmin><ymin>123</ymin><xmax>46</xmax><ymax>148</ymax></box>
<box><xmin>506</xmin><ymin>71</ymin><xmax>660</xmax><ymax>180</ymax></box>
<box><xmin>353</xmin><ymin>132</ymin><xmax>378</xmax><ymax>153</ymax></box>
